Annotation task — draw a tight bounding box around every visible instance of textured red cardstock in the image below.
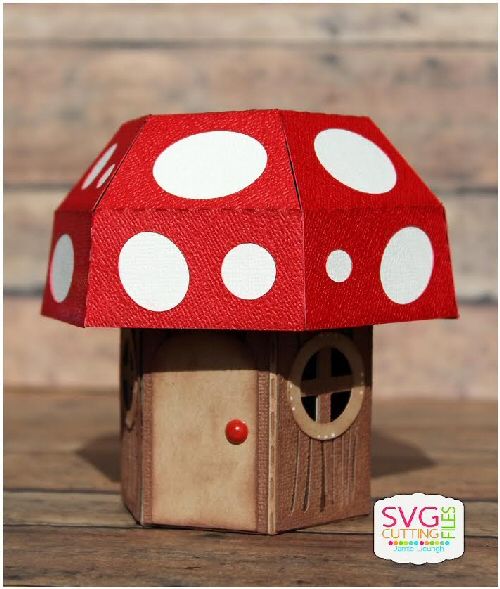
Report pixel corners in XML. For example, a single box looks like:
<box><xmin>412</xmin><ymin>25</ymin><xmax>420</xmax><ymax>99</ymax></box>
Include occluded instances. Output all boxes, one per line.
<box><xmin>41</xmin><ymin>110</ymin><xmax>458</xmax><ymax>330</ymax></box>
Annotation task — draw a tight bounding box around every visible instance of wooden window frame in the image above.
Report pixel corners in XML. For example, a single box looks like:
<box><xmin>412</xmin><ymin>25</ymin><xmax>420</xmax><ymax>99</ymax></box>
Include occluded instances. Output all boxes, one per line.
<box><xmin>287</xmin><ymin>332</ymin><xmax>365</xmax><ymax>440</ymax></box>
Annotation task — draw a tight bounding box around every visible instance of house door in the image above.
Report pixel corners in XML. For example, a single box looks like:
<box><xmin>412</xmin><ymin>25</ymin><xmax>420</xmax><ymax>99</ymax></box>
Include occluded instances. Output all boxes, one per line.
<box><xmin>150</xmin><ymin>331</ymin><xmax>258</xmax><ymax>531</ymax></box>
<box><xmin>275</xmin><ymin>329</ymin><xmax>372</xmax><ymax>532</ymax></box>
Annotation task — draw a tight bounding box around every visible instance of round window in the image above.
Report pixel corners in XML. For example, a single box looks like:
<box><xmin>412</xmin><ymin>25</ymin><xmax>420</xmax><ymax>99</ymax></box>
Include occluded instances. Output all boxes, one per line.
<box><xmin>287</xmin><ymin>332</ymin><xmax>365</xmax><ymax>440</ymax></box>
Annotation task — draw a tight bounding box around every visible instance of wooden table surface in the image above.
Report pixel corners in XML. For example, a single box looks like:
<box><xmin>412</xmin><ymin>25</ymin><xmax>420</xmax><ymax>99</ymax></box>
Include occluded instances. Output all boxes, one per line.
<box><xmin>4</xmin><ymin>388</ymin><xmax>497</xmax><ymax>586</ymax></box>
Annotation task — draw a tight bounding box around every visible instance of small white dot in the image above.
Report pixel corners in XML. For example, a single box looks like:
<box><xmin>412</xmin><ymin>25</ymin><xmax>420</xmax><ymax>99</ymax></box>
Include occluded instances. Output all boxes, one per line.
<box><xmin>314</xmin><ymin>129</ymin><xmax>396</xmax><ymax>194</ymax></box>
<box><xmin>221</xmin><ymin>243</ymin><xmax>276</xmax><ymax>300</ymax></box>
<box><xmin>50</xmin><ymin>234</ymin><xmax>74</xmax><ymax>303</ymax></box>
<box><xmin>119</xmin><ymin>232</ymin><xmax>189</xmax><ymax>312</ymax></box>
<box><xmin>380</xmin><ymin>227</ymin><xmax>434</xmax><ymax>304</ymax></box>
<box><xmin>97</xmin><ymin>164</ymin><xmax>115</xmax><ymax>188</ymax></box>
<box><xmin>326</xmin><ymin>249</ymin><xmax>352</xmax><ymax>282</ymax></box>
<box><xmin>153</xmin><ymin>131</ymin><xmax>268</xmax><ymax>199</ymax></box>
<box><xmin>82</xmin><ymin>143</ymin><xmax>117</xmax><ymax>189</ymax></box>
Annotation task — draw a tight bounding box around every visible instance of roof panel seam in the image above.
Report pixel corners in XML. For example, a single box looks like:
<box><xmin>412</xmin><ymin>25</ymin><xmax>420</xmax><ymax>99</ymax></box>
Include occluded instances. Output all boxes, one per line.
<box><xmin>92</xmin><ymin>114</ymin><xmax>152</xmax><ymax>213</ymax></box>
<box><xmin>277</xmin><ymin>111</ymin><xmax>303</xmax><ymax>213</ymax></box>
<box><xmin>298</xmin><ymin>202</ymin><xmax>445</xmax><ymax>212</ymax></box>
<box><xmin>85</xmin><ymin>116</ymin><xmax>153</xmax><ymax>326</ymax></box>
<box><xmin>277</xmin><ymin>111</ymin><xmax>307</xmax><ymax>329</ymax></box>
<box><xmin>83</xmin><ymin>115</ymin><xmax>151</xmax><ymax>327</ymax></box>
<box><xmin>91</xmin><ymin>206</ymin><xmax>303</xmax><ymax>213</ymax></box>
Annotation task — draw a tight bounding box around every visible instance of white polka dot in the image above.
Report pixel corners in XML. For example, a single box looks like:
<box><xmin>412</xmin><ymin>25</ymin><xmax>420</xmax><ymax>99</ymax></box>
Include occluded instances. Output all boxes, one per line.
<box><xmin>314</xmin><ymin>129</ymin><xmax>396</xmax><ymax>194</ymax></box>
<box><xmin>221</xmin><ymin>244</ymin><xmax>276</xmax><ymax>300</ymax></box>
<box><xmin>82</xmin><ymin>143</ymin><xmax>117</xmax><ymax>189</ymax></box>
<box><xmin>50</xmin><ymin>234</ymin><xmax>74</xmax><ymax>303</ymax></box>
<box><xmin>326</xmin><ymin>250</ymin><xmax>352</xmax><ymax>282</ymax></box>
<box><xmin>380</xmin><ymin>227</ymin><xmax>434</xmax><ymax>304</ymax></box>
<box><xmin>118</xmin><ymin>232</ymin><xmax>189</xmax><ymax>312</ymax></box>
<box><xmin>153</xmin><ymin>131</ymin><xmax>268</xmax><ymax>199</ymax></box>
<box><xmin>97</xmin><ymin>164</ymin><xmax>115</xmax><ymax>188</ymax></box>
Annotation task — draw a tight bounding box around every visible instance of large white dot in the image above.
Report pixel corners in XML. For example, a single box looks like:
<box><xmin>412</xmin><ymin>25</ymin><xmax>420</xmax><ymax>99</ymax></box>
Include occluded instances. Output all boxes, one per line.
<box><xmin>153</xmin><ymin>131</ymin><xmax>268</xmax><ymax>199</ymax></box>
<box><xmin>314</xmin><ymin>129</ymin><xmax>397</xmax><ymax>194</ymax></box>
<box><xmin>97</xmin><ymin>164</ymin><xmax>115</xmax><ymax>188</ymax></box>
<box><xmin>50</xmin><ymin>234</ymin><xmax>74</xmax><ymax>303</ymax></box>
<box><xmin>82</xmin><ymin>143</ymin><xmax>117</xmax><ymax>189</ymax></box>
<box><xmin>221</xmin><ymin>244</ymin><xmax>276</xmax><ymax>300</ymax></box>
<box><xmin>118</xmin><ymin>232</ymin><xmax>189</xmax><ymax>312</ymax></box>
<box><xmin>380</xmin><ymin>227</ymin><xmax>434</xmax><ymax>304</ymax></box>
<box><xmin>326</xmin><ymin>250</ymin><xmax>352</xmax><ymax>282</ymax></box>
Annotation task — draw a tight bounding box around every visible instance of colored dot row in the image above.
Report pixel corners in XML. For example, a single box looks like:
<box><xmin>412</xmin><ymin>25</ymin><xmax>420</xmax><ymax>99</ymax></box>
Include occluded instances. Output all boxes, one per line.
<box><xmin>388</xmin><ymin>540</ymin><xmax>451</xmax><ymax>546</ymax></box>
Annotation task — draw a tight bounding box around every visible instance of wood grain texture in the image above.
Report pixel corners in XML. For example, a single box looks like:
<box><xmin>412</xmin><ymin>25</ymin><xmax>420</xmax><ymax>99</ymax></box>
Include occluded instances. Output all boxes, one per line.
<box><xmin>5</xmin><ymin>4</ymin><xmax>496</xmax><ymax>191</ymax></box>
<box><xmin>4</xmin><ymin>527</ymin><xmax>496</xmax><ymax>586</ymax></box>
<box><xmin>5</xmin><ymin>491</ymin><xmax>496</xmax><ymax>538</ymax></box>
<box><xmin>3</xmin><ymin>2</ymin><xmax>496</xmax><ymax>399</ymax></box>
<box><xmin>3</xmin><ymin>2</ymin><xmax>497</xmax><ymax>573</ymax></box>
<box><xmin>374</xmin><ymin>304</ymin><xmax>498</xmax><ymax>399</ymax></box>
<box><xmin>4</xmin><ymin>297</ymin><xmax>118</xmax><ymax>388</ymax></box>
<box><xmin>4</xmin><ymin>388</ymin><xmax>496</xmax><ymax>585</ymax></box>
<box><xmin>5</xmin><ymin>390</ymin><xmax>496</xmax><ymax>500</ymax></box>
<box><xmin>275</xmin><ymin>329</ymin><xmax>372</xmax><ymax>531</ymax></box>
<box><xmin>4</xmin><ymin>298</ymin><xmax>496</xmax><ymax>399</ymax></box>
<box><xmin>5</xmin><ymin>4</ymin><xmax>497</xmax><ymax>43</ymax></box>
<box><xmin>5</xmin><ymin>45</ymin><xmax>496</xmax><ymax>190</ymax></box>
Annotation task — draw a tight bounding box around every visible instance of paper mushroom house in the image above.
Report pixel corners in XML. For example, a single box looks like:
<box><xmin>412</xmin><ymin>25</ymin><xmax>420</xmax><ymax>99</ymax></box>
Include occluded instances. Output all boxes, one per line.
<box><xmin>42</xmin><ymin>110</ymin><xmax>457</xmax><ymax>534</ymax></box>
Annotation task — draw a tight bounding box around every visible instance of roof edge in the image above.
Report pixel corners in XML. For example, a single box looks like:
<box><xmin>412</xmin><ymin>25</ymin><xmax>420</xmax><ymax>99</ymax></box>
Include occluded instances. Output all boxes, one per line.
<box><xmin>92</xmin><ymin>114</ymin><xmax>152</xmax><ymax>213</ymax></box>
<box><xmin>364</xmin><ymin>116</ymin><xmax>445</xmax><ymax>209</ymax></box>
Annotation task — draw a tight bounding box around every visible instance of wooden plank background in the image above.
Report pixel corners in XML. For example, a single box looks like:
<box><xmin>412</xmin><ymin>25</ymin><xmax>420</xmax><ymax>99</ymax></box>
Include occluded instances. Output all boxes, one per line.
<box><xmin>4</xmin><ymin>4</ymin><xmax>497</xmax><ymax>397</ymax></box>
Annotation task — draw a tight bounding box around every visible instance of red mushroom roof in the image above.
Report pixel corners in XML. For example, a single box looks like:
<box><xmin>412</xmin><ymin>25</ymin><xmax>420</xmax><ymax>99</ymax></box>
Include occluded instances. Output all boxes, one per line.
<box><xmin>42</xmin><ymin>110</ymin><xmax>457</xmax><ymax>330</ymax></box>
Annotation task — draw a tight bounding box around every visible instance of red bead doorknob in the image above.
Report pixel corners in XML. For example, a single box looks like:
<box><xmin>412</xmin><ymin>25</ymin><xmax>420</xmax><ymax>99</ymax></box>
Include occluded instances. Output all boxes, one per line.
<box><xmin>225</xmin><ymin>419</ymin><xmax>248</xmax><ymax>445</ymax></box>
